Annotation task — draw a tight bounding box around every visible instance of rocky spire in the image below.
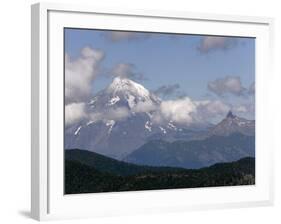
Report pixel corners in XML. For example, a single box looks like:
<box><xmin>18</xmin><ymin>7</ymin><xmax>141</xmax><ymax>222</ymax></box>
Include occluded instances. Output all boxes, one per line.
<box><xmin>226</xmin><ymin>111</ymin><xmax>235</xmax><ymax>118</ymax></box>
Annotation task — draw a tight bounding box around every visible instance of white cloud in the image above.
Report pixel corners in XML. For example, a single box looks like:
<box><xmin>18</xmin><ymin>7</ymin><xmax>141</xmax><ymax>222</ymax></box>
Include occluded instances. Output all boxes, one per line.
<box><xmin>132</xmin><ymin>101</ymin><xmax>157</xmax><ymax>113</ymax></box>
<box><xmin>65</xmin><ymin>102</ymin><xmax>87</xmax><ymax>126</ymax></box>
<box><xmin>111</xmin><ymin>63</ymin><xmax>145</xmax><ymax>81</ymax></box>
<box><xmin>89</xmin><ymin>107</ymin><xmax>130</xmax><ymax>123</ymax></box>
<box><xmin>232</xmin><ymin>103</ymin><xmax>255</xmax><ymax>115</ymax></box>
<box><xmin>160</xmin><ymin>97</ymin><xmax>197</xmax><ymax>124</ymax></box>
<box><xmin>198</xmin><ymin>36</ymin><xmax>237</xmax><ymax>53</ymax></box>
<box><xmin>208</xmin><ymin>76</ymin><xmax>246</xmax><ymax>96</ymax></box>
<box><xmin>152</xmin><ymin>97</ymin><xmax>197</xmax><ymax>125</ymax></box>
<box><xmin>151</xmin><ymin>97</ymin><xmax>230</xmax><ymax>126</ymax></box>
<box><xmin>195</xmin><ymin>100</ymin><xmax>230</xmax><ymax>120</ymax></box>
<box><xmin>65</xmin><ymin>47</ymin><xmax>105</xmax><ymax>104</ymax></box>
<box><xmin>65</xmin><ymin>94</ymin><xmax>231</xmax><ymax>127</ymax></box>
<box><xmin>84</xmin><ymin>97</ymin><xmax>229</xmax><ymax>126</ymax></box>
<box><xmin>105</xmin><ymin>31</ymin><xmax>151</xmax><ymax>42</ymax></box>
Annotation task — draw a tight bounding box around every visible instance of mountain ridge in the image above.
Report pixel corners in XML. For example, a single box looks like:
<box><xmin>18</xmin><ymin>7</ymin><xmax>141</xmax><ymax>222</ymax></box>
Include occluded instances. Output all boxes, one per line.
<box><xmin>125</xmin><ymin>132</ymin><xmax>255</xmax><ymax>169</ymax></box>
<box><xmin>208</xmin><ymin>110</ymin><xmax>255</xmax><ymax>137</ymax></box>
<box><xmin>65</xmin><ymin>148</ymin><xmax>186</xmax><ymax>176</ymax></box>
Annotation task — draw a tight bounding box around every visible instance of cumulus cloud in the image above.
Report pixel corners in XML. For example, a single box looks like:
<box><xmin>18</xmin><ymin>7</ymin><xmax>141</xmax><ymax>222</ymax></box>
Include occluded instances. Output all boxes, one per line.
<box><xmin>208</xmin><ymin>76</ymin><xmax>247</xmax><ymax>96</ymax></box>
<box><xmin>65</xmin><ymin>96</ymin><xmax>231</xmax><ymax>127</ymax></box>
<box><xmin>195</xmin><ymin>100</ymin><xmax>230</xmax><ymax>120</ymax></box>
<box><xmin>104</xmin><ymin>31</ymin><xmax>151</xmax><ymax>42</ymax></box>
<box><xmin>155</xmin><ymin>97</ymin><xmax>197</xmax><ymax>125</ymax></box>
<box><xmin>232</xmin><ymin>103</ymin><xmax>255</xmax><ymax>115</ymax></box>
<box><xmin>132</xmin><ymin>101</ymin><xmax>157</xmax><ymax>113</ymax></box>
<box><xmin>111</xmin><ymin>63</ymin><xmax>145</xmax><ymax>81</ymax></box>
<box><xmin>65</xmin><ymin>102</ymin><xmax>87</xmax><ymax>126</ymax></box>
<box><xmin>89</xmin><ymin>107</ymin><xmax>130</xmax><ymax>123</ymax></box>
<box><xmin>154</xmin><ymin>84</ymin><xmax>181</xmax><ymax>98</ymax></box>
<box><xmin>84</xmin><ymin>96</ymin><xmax>230</xmax><ymax>127</ymax></box>
<box><xmin>198</xmin><ymin>36</ymin><xmax>237</xmax><ymax>53</ymax></box>
<box><xmin>150</xmin><ymin>97</ymin><xmax>229</xmax><ymax>126</ymax></box>
<box><xmin>65</xmin><ymin>47</ymin><xmax>105</xmax><ymax>104</ymax></box>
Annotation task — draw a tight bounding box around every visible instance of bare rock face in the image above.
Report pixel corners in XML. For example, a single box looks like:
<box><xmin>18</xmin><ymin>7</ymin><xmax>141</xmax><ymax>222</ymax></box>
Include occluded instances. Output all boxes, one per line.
<box><xmin>209</xmin><ymin>111</ymin><xmax>255</xmax><ymax>137</ymax></box>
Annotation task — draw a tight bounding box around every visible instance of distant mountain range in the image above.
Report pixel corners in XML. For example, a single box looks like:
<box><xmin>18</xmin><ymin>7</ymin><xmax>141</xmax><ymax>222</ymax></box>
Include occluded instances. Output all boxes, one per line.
<box><xmin>124</xmin><ymin>111</ymin><xmax>255</xmax><ymax>169</ymax></box>
<box><xmin>125</xmin><ymin>133</ymin><xmax>255</xmax><ymax>169</ymax></box>
<box><xmin>65</xmin><ymin>77</ymin><xmax>255</xmax><ymax>162</ymax></box>
<box><xmin>65</xmin><ymin>149</ymin><xmax>255</xmax><ymax>194</ymax></box>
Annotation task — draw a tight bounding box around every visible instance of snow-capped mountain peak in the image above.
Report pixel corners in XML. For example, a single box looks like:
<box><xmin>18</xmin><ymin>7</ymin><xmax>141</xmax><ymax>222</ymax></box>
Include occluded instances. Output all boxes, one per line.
<box><xmin>107</xmin><ymin>77</ymin><xmax>150</xmax><ymax>100</ymax></box>
<box><xmin>89</xmin><ymin>77</ymin><xmax>161</xmax><ymax>112</ymax></box>
<box><xmin>65</xmin><ymin>77</ymin><xmax>168</xmax><ymax>158</ymax></box>
<box><xmin>101</xmin><ymin>77</ymin><xmax>161</xmax><ymax>111</ymax></box>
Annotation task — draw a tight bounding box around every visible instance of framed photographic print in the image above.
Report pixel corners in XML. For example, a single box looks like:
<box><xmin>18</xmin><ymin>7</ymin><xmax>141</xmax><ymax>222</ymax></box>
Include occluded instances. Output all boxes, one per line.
<box><xmin>31</xmin><ymin>2</ymin><xmax>274</xmax><ymax>221</ymax></box>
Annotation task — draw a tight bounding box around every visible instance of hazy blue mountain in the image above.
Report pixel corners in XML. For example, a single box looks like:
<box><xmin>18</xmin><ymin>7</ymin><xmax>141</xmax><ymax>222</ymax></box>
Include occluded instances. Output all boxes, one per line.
<box><xmin>125</xmin><ymin>133</ymin><xmax>255</xmax><ymax>169</ymax></box>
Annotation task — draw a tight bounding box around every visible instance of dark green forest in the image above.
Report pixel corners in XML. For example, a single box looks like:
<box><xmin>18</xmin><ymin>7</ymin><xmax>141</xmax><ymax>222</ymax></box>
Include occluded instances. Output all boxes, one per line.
<box><xmin>65</xmin><ymin>149</ymin><xmax>255</xmax><ymax>194</ymax></box>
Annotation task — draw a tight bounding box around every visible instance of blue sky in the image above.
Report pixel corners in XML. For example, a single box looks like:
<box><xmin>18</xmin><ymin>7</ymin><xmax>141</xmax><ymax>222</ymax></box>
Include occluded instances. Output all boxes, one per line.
<box><xmin>64</xmin><ymin>28</ymin><xmax>255</xmax><ymax>120</ymax></box>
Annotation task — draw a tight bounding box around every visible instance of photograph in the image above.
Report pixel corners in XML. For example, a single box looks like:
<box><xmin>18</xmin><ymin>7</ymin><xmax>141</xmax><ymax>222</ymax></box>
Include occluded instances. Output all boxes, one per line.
<box><xmin>64</xmin><ymin>28</ymin><xmax>255</xmax><ymax>194</ymax></box>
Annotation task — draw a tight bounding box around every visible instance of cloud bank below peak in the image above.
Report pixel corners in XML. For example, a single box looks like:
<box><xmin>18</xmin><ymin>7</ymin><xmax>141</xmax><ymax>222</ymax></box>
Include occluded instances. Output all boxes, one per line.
<box><xmin>151</xmin><ymin>97</ymin><xmax>230</xmax><ymax>126</ymax></box>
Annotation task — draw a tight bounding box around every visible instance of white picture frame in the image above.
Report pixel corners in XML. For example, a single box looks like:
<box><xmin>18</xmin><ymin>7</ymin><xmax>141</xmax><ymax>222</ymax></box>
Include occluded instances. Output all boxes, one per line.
<box><xmin>31</xmin><ymin>2</ymin><xmax>274</xmax><ymax>221</ymax></box>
